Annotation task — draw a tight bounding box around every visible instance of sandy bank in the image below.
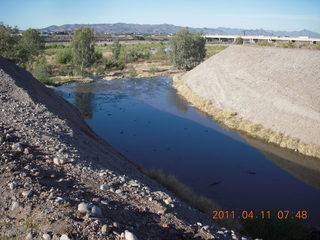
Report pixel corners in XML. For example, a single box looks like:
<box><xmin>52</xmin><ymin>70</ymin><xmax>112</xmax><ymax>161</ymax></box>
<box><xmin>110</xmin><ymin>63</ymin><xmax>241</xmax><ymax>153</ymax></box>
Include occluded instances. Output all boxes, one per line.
<box><xmin>173</xmin><ymin>45</ymin><xmax>320</xmax><ymax>158</ymax></box>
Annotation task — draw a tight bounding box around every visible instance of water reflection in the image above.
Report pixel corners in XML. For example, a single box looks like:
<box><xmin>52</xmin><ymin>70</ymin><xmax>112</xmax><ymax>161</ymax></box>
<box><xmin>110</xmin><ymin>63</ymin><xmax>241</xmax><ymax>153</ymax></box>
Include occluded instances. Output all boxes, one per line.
<box><xmin>74</xmin><ymin>83</ymin><xmax>95</xmax><ymax>120</ymax></box>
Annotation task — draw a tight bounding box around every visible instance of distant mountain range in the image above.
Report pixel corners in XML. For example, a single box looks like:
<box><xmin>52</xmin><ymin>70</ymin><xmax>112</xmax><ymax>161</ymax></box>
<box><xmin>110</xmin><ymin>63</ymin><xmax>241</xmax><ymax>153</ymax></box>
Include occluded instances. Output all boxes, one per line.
<box><xmin>39</xmin><ymin>23</ymin><xmax>320</xmax><ymax>38</ymax></box>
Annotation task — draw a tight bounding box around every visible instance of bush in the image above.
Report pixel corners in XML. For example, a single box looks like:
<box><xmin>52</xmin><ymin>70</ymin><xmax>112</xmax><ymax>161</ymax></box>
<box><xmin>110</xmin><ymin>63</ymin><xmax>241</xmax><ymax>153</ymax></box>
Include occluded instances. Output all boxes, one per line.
<box><xmin>93</xmin><ymin>50</ymin><xmax>103</xmax><ymax>62</ymax></box>
<box><xmin>104</xmin><ymin>58</ymin><xmax>125</xmax><ymax>70</ymax></box>
<box><xmin>56</xmin><ymin>48</ymin><xmax>73</xmax><ymax>64</ymax></box>
<box><xmin>33</xmin><ymin>57</ymin><xmax>52</xmax><ymax>85</ymax></box>
<box><xmin>128</xmin><ymin>66</ymin><xmax>137</xmax><ymax>78</ymax></box>
<box><xmin>234</xmin><ymin>37</ymin><xmax>244</xmax><ymax>45</ymax></box>
<box><xmin>169</xmin><ymin>28</ymin><xmax>206</xmax><ymax>70</ymax></box>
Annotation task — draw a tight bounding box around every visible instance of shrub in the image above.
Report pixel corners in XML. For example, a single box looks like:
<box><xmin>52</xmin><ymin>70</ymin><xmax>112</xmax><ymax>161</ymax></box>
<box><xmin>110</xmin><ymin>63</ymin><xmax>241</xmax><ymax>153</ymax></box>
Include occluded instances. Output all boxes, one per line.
<box><xmin>93</xmin><ymin>50</ymin><xmax>103</xmax><ymax>62</ymax></box>
<box><xmin>33</xmin><ymin>57</ymin><xmax>53</xmax><ymax>85</ymax></box>
<box><xmin>128</xmin><ymin>66</ymin><xmax>137</xmax><ymax>78</ymax></box>
<box><xmin>169</xmin><ymin>28</ymin><xmax>206</xmax><ymax>70</ymax></box>
<box><xmin>234</xmin><ymin>37</ymin><xmax>244</xmax><ymax>45</ymax></box>
<box><xmin>56</xmin><ymin>48</ymin><xmax>73</xmax><ymax>64</ymax></box>
<box><xmin>104</xmin><ymin>58</ymin><xmax>125</xmax><ymax>70</ymax></box>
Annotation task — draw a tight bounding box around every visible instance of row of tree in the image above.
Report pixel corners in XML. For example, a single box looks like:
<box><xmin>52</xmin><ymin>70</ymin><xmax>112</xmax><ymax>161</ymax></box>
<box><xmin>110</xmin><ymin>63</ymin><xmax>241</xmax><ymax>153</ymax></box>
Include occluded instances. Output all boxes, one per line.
<box><xmin>1</xmin><ymin>23</ymin><xmax>207</xmax><ymax>75</ymax></box>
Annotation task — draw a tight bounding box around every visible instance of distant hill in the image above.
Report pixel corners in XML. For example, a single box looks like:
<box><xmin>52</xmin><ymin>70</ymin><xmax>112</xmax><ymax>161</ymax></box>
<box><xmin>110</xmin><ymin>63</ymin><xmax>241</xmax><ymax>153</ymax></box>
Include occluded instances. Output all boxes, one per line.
<box><xmin>39</xmin><ymin>23</ymin><xmax>320</xmax><ymax>38</ymax></box>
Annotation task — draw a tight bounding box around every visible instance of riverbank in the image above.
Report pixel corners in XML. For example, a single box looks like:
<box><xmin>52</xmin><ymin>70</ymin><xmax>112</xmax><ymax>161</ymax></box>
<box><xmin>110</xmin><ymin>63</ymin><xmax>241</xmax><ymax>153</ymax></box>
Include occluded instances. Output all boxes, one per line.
<box><xmin>0</xmin><ymin>56</ymin><xmax>247</xmax><ymax>239</ymax></box>
<box><xmin>172</xmin><ymin>45</ymin><xmax>320</xmax><ymax>159</ymax></box>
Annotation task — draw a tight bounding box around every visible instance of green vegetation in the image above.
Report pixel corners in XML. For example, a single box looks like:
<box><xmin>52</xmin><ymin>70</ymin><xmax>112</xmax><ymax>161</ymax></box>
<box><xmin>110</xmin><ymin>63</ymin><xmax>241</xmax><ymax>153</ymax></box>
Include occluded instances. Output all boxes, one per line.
<box><xmin>33</xmin><ymin>57</ymin><xmax>53</xmax><ymax>85</ymax></box>
<box><xmin>110</xmin><ymin>39</ymin><xmax>121</xmax><ymax>60</ymax></box>
<box><xmin>71</xmin><ymin>27</ymin><xmax>95</xmax><ymax>73</ymax></box>
<box><xmin>234</xmin><ymin>37</ymin><xmax>244</xmax><ymax>45</ymax></box>
<box><xmin>241</xmin><ymin>211</ymin><xmax>311</xmax><ymax>240</ymax></box>
<box><xmin>56</xmin><ymin>48</ymin><xmax>73</xmax><ymax>64</ymax></box>
<box><xmin>128</xmin><ymin>66</ymin><xmax>137</xmax><ymax>78</ymax></box>
<box><xmin>169</xmin><ymin>28</ymin><xmax>206</xmax><ymax>70</ymax></box>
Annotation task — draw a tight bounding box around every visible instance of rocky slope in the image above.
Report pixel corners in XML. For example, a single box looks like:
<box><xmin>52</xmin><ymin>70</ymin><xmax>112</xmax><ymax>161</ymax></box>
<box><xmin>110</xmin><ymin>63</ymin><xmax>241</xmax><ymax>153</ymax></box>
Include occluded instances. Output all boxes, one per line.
<box><xmin>0</xmin><ymin>56</ymin><xmax>249</xmax><ymax>239</ymax></box>
<box><xmin>174</xmin><ymin>45</ymin><xmax>320</xmax><ymax>158</ymax></box>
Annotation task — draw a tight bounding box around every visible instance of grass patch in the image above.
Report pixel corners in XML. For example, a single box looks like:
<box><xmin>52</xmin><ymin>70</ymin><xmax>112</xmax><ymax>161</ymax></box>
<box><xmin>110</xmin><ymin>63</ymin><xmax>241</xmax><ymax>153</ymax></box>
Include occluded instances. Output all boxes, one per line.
<box><xmin>205</xmin><ymin>45</ymin><xmax>228</xmax><ymax>58</ymax></box>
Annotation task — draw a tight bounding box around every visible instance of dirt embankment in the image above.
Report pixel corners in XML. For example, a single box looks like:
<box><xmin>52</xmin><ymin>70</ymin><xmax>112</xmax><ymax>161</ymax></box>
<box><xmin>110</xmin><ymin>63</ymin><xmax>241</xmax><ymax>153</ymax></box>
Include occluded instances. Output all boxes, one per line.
<box><xmin>173</xmin><ymin>45</ymin><xmax>320</xmax><ymax>158</ymax></box>
<box><xmin>0</xmin><ymin>56</ymin><xmax>246</xmax><ymax>239</ymax></box>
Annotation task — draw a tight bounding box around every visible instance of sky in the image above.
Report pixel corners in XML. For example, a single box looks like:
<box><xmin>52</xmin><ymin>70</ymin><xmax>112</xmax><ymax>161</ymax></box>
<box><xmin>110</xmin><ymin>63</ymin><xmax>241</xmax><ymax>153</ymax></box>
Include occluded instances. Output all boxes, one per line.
<box><xmin>1</xmin><ymin>0</ymin><xmax>320</xmax><ymax>33</ymax></box>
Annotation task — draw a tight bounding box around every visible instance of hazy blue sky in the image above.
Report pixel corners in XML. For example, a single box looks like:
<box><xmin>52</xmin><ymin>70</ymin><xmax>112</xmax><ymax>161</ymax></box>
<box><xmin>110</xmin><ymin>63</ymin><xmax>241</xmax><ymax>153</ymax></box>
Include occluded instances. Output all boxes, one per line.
<box><xmin>1</xmin><ymin>0</ymin><xmax>320</xmax><ymax>32</ymax></box>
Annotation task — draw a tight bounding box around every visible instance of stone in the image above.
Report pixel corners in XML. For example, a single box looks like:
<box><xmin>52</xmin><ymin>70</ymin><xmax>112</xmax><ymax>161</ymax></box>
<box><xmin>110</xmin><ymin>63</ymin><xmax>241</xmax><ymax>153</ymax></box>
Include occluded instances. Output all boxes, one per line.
<box><xmin>23</xmin><ymin>148</ymin><xmax>29</xmax><ymax>155</ymax></box>
<box><xmin>124</xmin><ymin>230</ymin><xmax>139</xmax><ymax>240</ymax></box>
<box><xmin>100</xmin><ymin>184</ymin><xmax>109</xmax><ymax>191</ymax></box>
<box><xmin>91</xmin><ymin>205</ymin><xmax>102</xmax><ymax>217</ymax></box>
<box><xmin>101</xmin><ymin>200</ymin><xmax>108</xmax><ymax>205</ymax></box>
<box><xmin>53</xmin><ymin>157</ymin><xmax>65</xmax><ymax>165</ymax></box>
<box><xmin>55</xmin><ymin>197</ymin><xmax>65</xmax><ymax>204</ymax></box>
<box><xmin>8</xmin><ymin>182</ymin><xmax>16</xmax><ymax>190</ymax></box>
<box><xmin>42</xmin><ymin>233</ymin><xmax>51</xmax><ymax>240</ymax></box>
<box><xmin>101</xmin><ymin>224</ymin><xmax>108</xmax><ymax>235</ymax></box>
<box><xmin>163</xmin><ymin>198</ymin><xmax>172</xmax><ymax>205</ymax></box>
<box><xmin>25</xmin><ymin>232</ymin><xmax>33</xmax><ymax>240</ymax></box>
<box><xmin>77</xmin><ymin>202</ymin><xmax>90</xmax><ymax>213</ymax></box>
<box><xmin>12</xmin><ymin>142</ymin><xmax>23</xmax><ymax>152</ymax></box>
<box><xmin>11</xmin><ymin>201</ymin><xmax>20</xmax><ymax>211</ymax></box>
<box><xmin>22</xmin><ymin>190</ymin><xmax>32</xmax><ymax>198</ymax></box>
<box><xmin>115</xmin><ymin>189</ymin><xmax>122</xmax><ymax>194</ymax></box>
<box><xmin>60</xmin><ymin>235</ymin><xmax>70</xmax><ymax>240</ymax></box>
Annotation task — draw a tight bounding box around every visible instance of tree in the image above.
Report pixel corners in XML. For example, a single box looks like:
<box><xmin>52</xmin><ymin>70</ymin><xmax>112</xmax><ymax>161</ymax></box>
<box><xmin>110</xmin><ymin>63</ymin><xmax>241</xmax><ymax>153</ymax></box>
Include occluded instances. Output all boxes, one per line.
<box><xmin>0</xmin><ymin>24</ymin><xmax>20</xmax><ymax>62</ymax></box>
<box><xmin>234</xmin><ymin>37</ymin><xmax>244</xmax><ymax>45</ymax></box>
<box><xmin>18</xmin><ymin>29</ymin><xmax>44</xmax><ymax>67</ymax></box>
<box><xmin>71</xmin><ymin>27</ymin><xmax>95</xmax><ymax>74</ymax></box>
<box><xmin>111</xmin><ymin>39</ymin><xmax>121</xmax><ymax>60</ymax></box>
<box><xmin>169</xmin><ymin>28</ymin><xmax>206</xmax><ymax>70</ymax></box>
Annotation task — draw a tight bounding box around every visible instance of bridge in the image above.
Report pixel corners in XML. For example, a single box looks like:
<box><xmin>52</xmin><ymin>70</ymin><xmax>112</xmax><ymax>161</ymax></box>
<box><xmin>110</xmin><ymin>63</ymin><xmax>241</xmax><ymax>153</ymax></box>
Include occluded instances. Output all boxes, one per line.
<box><xmin>205</xmin><ymin>35</ymin><xmax>320</xmax><ymax>44</ymax></box>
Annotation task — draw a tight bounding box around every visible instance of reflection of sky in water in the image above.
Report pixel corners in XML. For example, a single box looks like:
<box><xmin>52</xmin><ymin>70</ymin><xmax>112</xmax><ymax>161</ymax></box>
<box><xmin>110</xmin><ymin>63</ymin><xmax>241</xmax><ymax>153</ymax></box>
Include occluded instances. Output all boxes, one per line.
<box><xmin>55</xmin><ymin>77</ymin><xmax>320</xmax><ymax>225</ymax></box>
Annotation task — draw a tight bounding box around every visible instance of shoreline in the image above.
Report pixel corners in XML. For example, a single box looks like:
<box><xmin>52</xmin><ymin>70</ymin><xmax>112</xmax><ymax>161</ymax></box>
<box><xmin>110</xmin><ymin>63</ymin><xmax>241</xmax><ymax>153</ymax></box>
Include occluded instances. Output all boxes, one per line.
<box><xmin>173</xmin><ymin>74</ymin><xmax>320</xmax><ymax>159</ymax></box>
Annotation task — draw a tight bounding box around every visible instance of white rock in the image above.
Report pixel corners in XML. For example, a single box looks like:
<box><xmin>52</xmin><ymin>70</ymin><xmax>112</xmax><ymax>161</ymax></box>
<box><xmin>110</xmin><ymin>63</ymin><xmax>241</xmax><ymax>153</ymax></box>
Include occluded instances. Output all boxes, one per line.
<box><xmin>11</xmin><ymin>201</ymin><xmax>20</xmax><ymax>211</ymax></box>
<box><xmin>12</xmin><ymin>142</ymin><xmax>23</xmax><ymax>152</ymax></box>
<box><xmin>164</xmin><ymin>198</ymin><xmax>172</xmax><ymax>205</ymax></box>
<box><xmin>124</xmin><ymin>230</ymin><xmax>138</xmax><ymax>240</ymax></box>
<box><xmin>77</xmin><ymin>202</ymin><xmax>90</xmax><ymax>213</ymax></box>
<box><xmin>22</xmin><ymin>190</ymin><xmax>32</xmax><ymax>197</ymax></box>
<box><xmin>55</xmin><ymin>197</ymin><xmax>65</xmax><ymax>204</ymax></box>
<box><xmin>115</xmin><ymin>189</ymin><xmax>122</xmax><ymax>194</ymax></box>
<box><xmin>100</xmin><ymin>184</ymin><xmax>109</xmax><ymax>191</ymax></box>
<box><xmin>101</xmin><ymin>200</ymin><xmax>109</xmax><ymax>205</ymax></box>
<box><xmin>91</xmin><ymin>205</ymin><xmax>102</xmax><ymax>217</ymax></box>
<box><xmin>8</xmin><ymin>182</ymin><xmax>16</xmax><ymax>190</ymax></box>
<box><xmin>25</xmin><ymin>232</ymin><xmax>33</xmax><ymax>240</ymax></box>
<box><xmin>42</xmin><ymin>233</ymin><xmax>51</xmax><ymax>240</ymax></box>
<box><xmin>60</xmin><ymin>235</ymin><xmax>70</xmax><ymax>240</ymax></box>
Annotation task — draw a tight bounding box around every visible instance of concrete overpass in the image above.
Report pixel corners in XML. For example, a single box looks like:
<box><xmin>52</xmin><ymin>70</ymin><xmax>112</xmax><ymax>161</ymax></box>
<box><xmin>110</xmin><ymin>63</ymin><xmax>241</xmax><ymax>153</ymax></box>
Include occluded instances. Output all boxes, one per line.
<box><xmin>205</xmin><ymin>35</ymin><xmax>320</xmax><ymax>44</ymax></box>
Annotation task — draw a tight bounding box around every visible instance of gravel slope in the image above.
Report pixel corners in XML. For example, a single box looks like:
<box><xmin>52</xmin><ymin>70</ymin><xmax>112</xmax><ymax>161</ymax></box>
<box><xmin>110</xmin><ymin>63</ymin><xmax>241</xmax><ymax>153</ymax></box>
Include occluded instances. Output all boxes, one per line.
<box><xmin>0</xmin><ymin>56</ymin><xmax>249</xmax><ymax>239</ymax></box>
<box><xmin>180</xmin><ymin>45</ymin><xmax>320</xmax><ymax>148</ymax></box>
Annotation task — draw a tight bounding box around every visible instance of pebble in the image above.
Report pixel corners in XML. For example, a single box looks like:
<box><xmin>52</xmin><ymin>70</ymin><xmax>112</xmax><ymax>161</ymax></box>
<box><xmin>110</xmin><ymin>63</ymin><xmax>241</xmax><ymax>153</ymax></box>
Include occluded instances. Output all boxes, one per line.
<box><xmin>42</xmin><ymin>233</ymin><xmax>51</xmax><ymax>240</ymax></box>
<box><xmin>11</xmin><ymin>201</ymin><xmax>20</xmax><ymax>211</ymax></box>
<box><xmin>23</xmin><ymin>148</ymin><xmax>29</xmax><ymax>155</ymax></box>
<box><xmin>101</xmin><ymin>224</ymin><xmax>108</xmax><ymax>235</ymax></box>
<box><xmin>101</xmin><ymin>200</ymin><xmax>108</xmax><ymax>205</ymax></box>
<box><xmin>53</xmin><ymin>157</ymin><xmax>65</xmax><ymax>165</ymax></box>
<box><xmin>77</xmin><ymin>202</ymin><xmax>90</xmax><ymax>213</ymax></box>
<box><xmin>60</xmin><ymin>235</ymin><xmax>70</xmax><ymax>240</ymax></box>
<box><xmin>25</xmin><ymin>232</ymin><xmax>33</xmax><ymax>240</ymax></box>
<box><xmin>164</xmin><ymin>198</ymin><xmax>172</xmax><ymax>205</ymax></box>
<box><xmin>22</xmin><ymin>190</ymin><xmax>32</xmax><ymax>198</ymax></box>
<box><xmin>55</xmin><ymin>197</ymin><xmax>65</xmax><ymax>204</ymax></box>
<box><xmin>115</xmin><ymin>189</ymin><xmax>122</xmax><ymax>194</ymax></box>
<box><xmin>100</xmin><ymin>184</ymin><xmax>109</xmax><ymax>191</ymax></box>
<box><xmin>8</xmin><ymin>182</ymin><xmax>16</xmax><ymax>190</ymax></box>
<box><xmin>12</xmin><ymin>142</ymin><xmax>23</xmax><ymax>152</ymax></box>
<box><xmin>124</xmin><ymin>230</ymin><xmax>139</xmax><ymax>240</ymax></box>
<box><xmin>91</xmin><ymin>205</ymin><xmax>102</xmax><ymax>217</ymax></box>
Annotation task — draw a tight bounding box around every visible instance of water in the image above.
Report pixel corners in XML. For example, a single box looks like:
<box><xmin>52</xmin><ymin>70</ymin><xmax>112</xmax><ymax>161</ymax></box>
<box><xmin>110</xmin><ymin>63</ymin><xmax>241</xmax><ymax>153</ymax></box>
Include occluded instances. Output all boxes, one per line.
<box><xmin>55</xmin><ymin>77</ymin><xmax>320</xmax><ymax>225</ymax></box>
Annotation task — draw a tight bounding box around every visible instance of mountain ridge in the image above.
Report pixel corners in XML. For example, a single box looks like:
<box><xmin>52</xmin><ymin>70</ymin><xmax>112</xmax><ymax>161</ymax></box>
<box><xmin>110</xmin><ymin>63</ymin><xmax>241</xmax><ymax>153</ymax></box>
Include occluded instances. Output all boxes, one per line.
<box><xmin>39</xmin><ymin>23</ymin><xmax>320</xmax><ymax>38</ymax></box>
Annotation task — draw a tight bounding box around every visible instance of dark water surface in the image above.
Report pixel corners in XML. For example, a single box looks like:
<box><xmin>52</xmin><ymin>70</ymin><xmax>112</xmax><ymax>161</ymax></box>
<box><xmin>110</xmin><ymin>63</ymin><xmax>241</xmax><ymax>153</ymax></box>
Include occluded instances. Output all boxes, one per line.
<box><xmin>55</xmin><ymin>77</ymin><xmax>320</xmax><ymax>225</ymax></box>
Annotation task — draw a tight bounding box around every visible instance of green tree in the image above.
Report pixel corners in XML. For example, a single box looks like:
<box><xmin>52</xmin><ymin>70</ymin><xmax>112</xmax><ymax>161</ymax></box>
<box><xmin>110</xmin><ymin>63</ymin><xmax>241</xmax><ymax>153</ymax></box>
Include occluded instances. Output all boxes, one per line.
<box><xmin>0</xmin><ymin>24</ymin><xmax>20</xmax><ymax>62</ymax></box>
<box><xmin>169</xmin><ymin>28</ymin><xmax>206</xmax><ymax>70</ymax></box>
<box><xmin>33</xmin><ymin>57</ymin><xmax>52</xmax><ymax>85</ymax></box>
<box><xmin>18</xmin><ymin>29</ymin><xmax>44</xmax><ymax>67</ymax></box>
<box><xmin>111</xmin><ymin>39</ymin><xmax>121</xmax><ymax>60</ymax></box>
<box><xmin>71</xmin><ymin>27</ymin><xmax>95</xmax><ymax>74</ymax></box>
<box><xmin>234</xmin><ymin>37</ymin><xmax>244</xmax><ymax>45</ymax></box>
